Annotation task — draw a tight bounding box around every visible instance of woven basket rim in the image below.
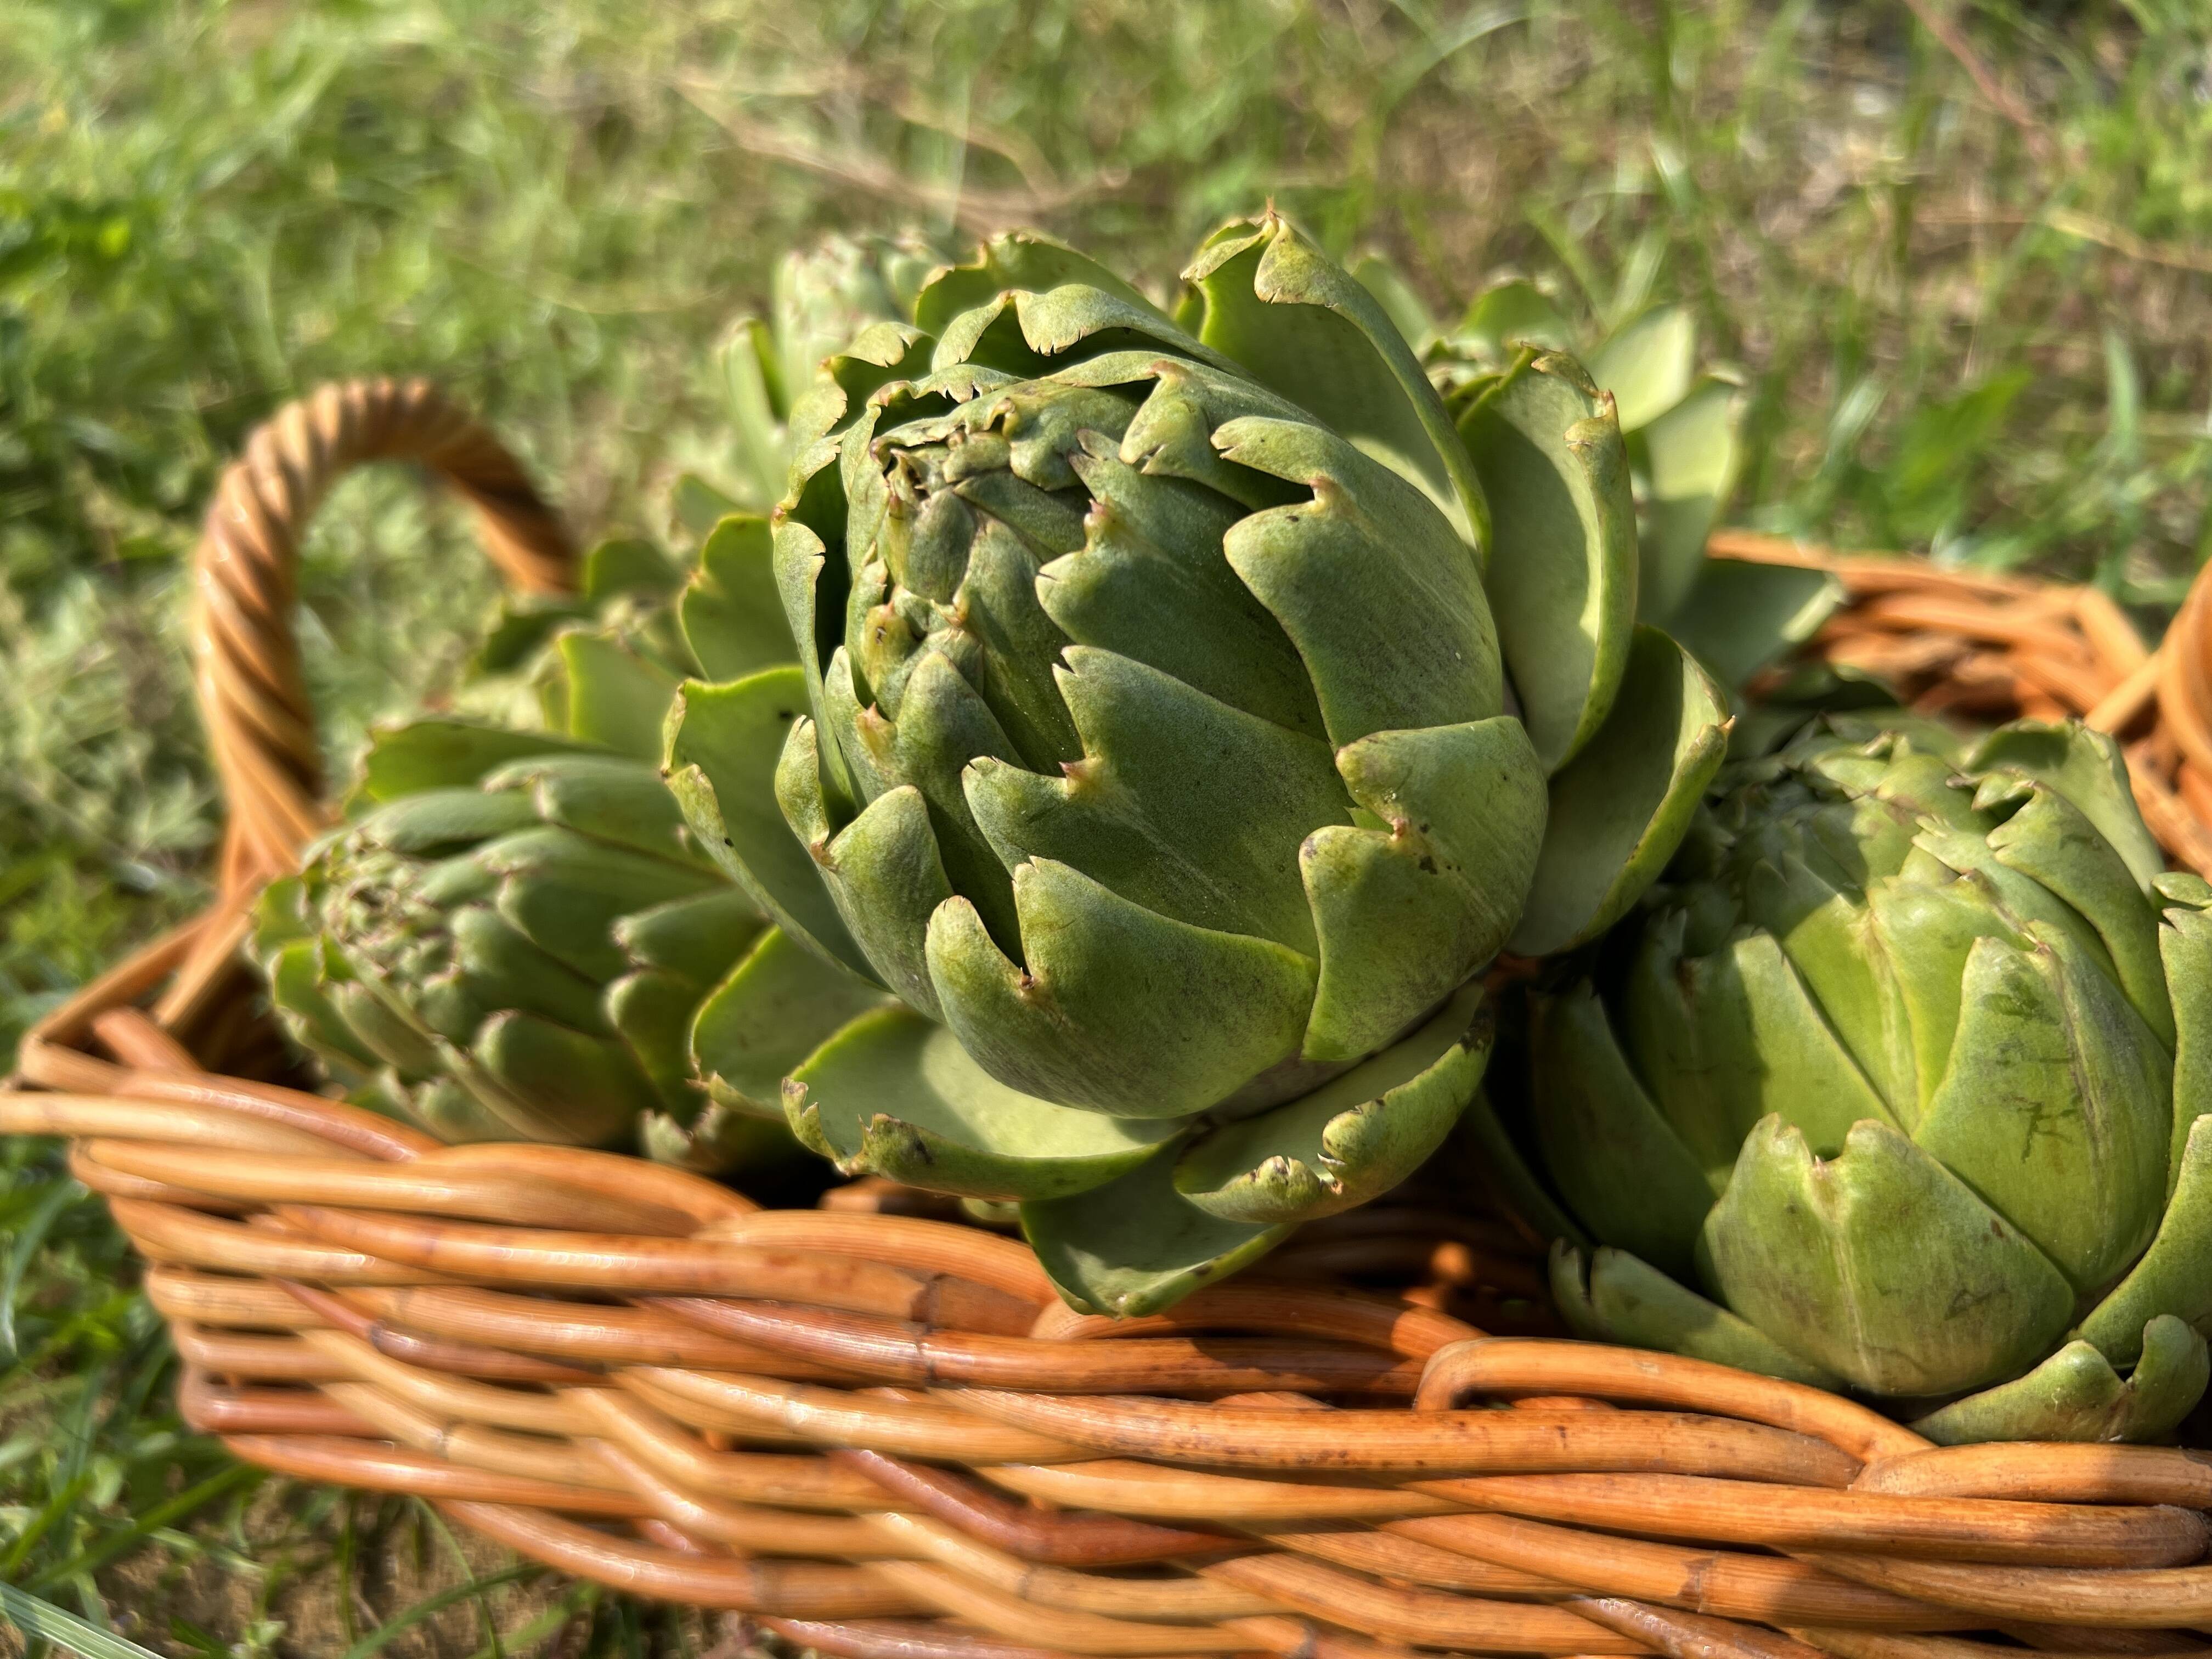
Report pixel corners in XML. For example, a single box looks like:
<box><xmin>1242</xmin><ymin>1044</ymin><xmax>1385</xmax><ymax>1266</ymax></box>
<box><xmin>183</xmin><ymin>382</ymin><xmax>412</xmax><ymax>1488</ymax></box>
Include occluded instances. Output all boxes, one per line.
<box><xmin>14</xmin><ymin>382</ymin><xmax>2212</xmax><ymax>1652</ymax></box>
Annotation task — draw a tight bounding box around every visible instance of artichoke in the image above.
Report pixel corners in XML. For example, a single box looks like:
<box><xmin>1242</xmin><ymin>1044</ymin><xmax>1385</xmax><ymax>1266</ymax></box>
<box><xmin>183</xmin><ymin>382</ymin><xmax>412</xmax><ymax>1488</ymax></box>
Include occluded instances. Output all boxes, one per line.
<box><xmin>256</xmin><ymin>531</ymin><xmax>883</xmax><ymax>1168</ymax></box>
<box><xmin>667</xmin><ymin>212</ymin><xmax>1731</xmax><ymax>1313</ymax></box>
<box><xmin>715</xmin><ymin>232</ymin><xmax>946</xmax><ymax>516</ymax></box>
<box><xmin>1356</xmin><ymin>259</ymin><xmax>1841</xmax><ymax>693</ymax></box>
<box><xmin>1490</xmin><ymin>715</ymin><xmax>2212</xmax><ymax>1442</ymax></box>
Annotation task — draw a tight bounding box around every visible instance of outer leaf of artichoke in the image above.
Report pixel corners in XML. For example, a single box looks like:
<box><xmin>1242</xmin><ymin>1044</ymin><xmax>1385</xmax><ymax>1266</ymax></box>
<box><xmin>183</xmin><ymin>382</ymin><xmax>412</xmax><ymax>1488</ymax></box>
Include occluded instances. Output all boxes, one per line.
<box><xmin>1455</xmin><ymin>348</ymin><xmax>1637</xmax><ymax>775</ymax></box>
<box><xmin>1909</xmin><ymin>1316</ymin><xmax>2209</xmax><ymax>1446</ymax></box>
<box><xmin>1020</xmin><ymin>1145</ymin><xmax>1296</xmax><ymax>1318</ymax></box>
<box><xmin>782</xmin><ymin>1002</ymin><xmax>1184</xmax><ymax>1200</ymax></box>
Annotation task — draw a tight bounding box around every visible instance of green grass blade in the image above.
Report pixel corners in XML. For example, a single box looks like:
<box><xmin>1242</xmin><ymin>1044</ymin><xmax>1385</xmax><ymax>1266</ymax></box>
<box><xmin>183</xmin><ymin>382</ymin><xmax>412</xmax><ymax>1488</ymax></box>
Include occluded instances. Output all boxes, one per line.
<box><xmin>470</xmin><ymin>1583</ymin><xmax>599</xmax><ymax>1659</ymax></box>
<box><xmin>0</xmin><ymin>1178</ymin><xmax>83</xmax><ymax>1365</ymax></box>
<box><xmin>26</xmin><ymin>1463</ymin><xmax>262</xmax><ymax>1594</ymax></box>
<box><xmin>0</xmin><ymin>1581</ymin><xmax>166</xmax><ymax>1659</ymax></box>
<box><xmin>338</xmin><ymin>1563</ymin><xmax>544</xmax><ymax>1659</ymax></box>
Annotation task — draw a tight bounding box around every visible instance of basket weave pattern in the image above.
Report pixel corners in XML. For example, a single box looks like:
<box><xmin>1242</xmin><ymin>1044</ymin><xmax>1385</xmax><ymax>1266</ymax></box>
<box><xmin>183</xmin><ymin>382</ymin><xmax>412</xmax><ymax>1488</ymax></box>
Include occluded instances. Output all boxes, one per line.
<box><xmin>11</xmin><ymin>387</ymin><xmax>2212</xmax><ymax>1657</ymax></box>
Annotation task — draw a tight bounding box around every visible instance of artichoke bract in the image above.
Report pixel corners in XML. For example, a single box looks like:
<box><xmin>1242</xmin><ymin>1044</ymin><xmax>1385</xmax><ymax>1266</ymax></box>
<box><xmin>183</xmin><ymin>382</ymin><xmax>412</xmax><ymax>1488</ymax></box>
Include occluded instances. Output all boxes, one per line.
<box><xmin>1358</xmin><ymin>262</ymin><xmax>1841</xmax><ymax>694</ymax></box>
<box><xmin>1496</xmin><ymin>715</ymin><xmax>2212</xmax><ymax>1442</ymax></box>
<box><xmin>668</xmin><ymin>212</ymin><xmax>1729</xmax><ymax>1313</ymax></box>
<box><xmin>256</xmin><ymin>531</ymin><xmax>883</xmax><ymax>1169</ymax></box>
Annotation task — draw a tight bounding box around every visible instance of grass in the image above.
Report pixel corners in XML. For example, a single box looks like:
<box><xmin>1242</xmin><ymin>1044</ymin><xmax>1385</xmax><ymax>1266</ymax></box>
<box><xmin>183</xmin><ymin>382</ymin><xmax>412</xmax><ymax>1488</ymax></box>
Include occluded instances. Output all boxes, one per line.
<box><xmin>1</xmin><ymin>0</ymin><xmax>2208</xmax><ymax>1651</ymax></box>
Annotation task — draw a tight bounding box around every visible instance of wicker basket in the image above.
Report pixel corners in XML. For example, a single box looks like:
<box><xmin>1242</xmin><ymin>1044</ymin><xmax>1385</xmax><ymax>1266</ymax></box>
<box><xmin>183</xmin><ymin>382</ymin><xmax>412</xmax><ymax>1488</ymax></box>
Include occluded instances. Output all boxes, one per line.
<box><xmin>12</xmin><ymin>382</ymin><xmax>2212</xmax><ymax>1657</ymax></box>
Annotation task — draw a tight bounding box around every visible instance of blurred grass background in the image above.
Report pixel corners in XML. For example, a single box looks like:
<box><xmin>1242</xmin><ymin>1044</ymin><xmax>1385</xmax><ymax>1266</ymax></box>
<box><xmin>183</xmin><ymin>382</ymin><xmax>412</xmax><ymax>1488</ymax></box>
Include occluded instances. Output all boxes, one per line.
<box><xmin>1</xmin><ymin>0</ymin><xmax>2209</xmax><ymax>1651</ymax></box>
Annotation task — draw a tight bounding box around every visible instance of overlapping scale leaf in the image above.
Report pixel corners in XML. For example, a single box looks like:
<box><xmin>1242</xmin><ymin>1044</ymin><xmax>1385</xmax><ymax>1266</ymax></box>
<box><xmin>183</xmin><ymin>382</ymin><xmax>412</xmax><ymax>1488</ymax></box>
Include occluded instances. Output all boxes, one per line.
<box><xmin>783</xmin><ymin>1003</ymin><xmax>1186</xmax><ymax>1200</ymax></box>
<box><xmin>1454</xmin><ymin>349</ymin><xmax>1635</xmax><ymax>775</ymax></box>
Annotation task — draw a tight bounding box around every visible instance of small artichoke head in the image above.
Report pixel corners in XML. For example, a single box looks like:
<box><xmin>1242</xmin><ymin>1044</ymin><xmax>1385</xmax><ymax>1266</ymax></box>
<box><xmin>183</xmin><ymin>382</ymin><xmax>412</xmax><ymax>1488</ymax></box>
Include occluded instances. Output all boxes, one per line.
<box><xmin>1516</xmin><ymin>715</ymin><xmax>2212</xmax><ymax>1443</ymax></box>
<box><xmin>255</xmin><ymin>527</ymin><xmax>884</xmax><ymax>1172</ymax></box>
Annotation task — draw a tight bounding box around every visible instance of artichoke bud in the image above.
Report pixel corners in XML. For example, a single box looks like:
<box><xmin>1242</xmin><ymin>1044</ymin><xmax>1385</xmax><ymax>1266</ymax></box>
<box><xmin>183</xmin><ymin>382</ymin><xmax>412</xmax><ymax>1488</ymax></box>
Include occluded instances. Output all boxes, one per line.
<box><xmin>822</xmin><ymin>652</ymin><xmax>895</xmax><ymax>803</ymax></box>
<box><xmin>368</xmin><ymin>788</ymin><xmax>539</xmax><ymax>852</ymax></box>
<box><xmin>955</xmin><ymin>468</ymin><xmax>1088</xmax><ymax>556</ymax></box>
<box><xmin>675</xmin><ymin>212</ymin><xmax>1730</xmax><ymax>1313</ymax></box>
<box><xmin>257</xmin><ymin>519</ymin><xmax>868</xmax><ymax>1171</ymax></box>
<box><xmin>1662</xmin><ymin>803</ymin><xmax>1733</xmax><ymax>880</ymax></box>
<box><xmin>1503</xmin><ymin>714</ymin><xmax>2212</xmax><ymax>1443</ymax></box>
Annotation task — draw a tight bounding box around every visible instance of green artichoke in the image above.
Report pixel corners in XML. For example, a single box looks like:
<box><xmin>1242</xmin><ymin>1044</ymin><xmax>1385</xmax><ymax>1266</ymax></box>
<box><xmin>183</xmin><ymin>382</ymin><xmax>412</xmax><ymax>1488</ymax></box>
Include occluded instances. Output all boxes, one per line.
<box><xmin>666</xmin><ymin>212</ymin><xmax>1730</xmax><ymax>1313</ymax></box>
<box><xmin>255</xmin><ymin>531</ymin><xmax>883</xmax><ymax>1168</ymax></box>
<box><xmin>1356</xmin><ymin>260</ymin><xmax>1841</xmax><ymax>693</ymax></box>
<box><xmin>715</xmin><ymin>232</ymin><xmax>946</xmax><ymax>516</ymax></box>
<box><xmin>1490</xmin><ymin>715</ymin><xmax>2212</xmax><ymax>1442</ymax></box>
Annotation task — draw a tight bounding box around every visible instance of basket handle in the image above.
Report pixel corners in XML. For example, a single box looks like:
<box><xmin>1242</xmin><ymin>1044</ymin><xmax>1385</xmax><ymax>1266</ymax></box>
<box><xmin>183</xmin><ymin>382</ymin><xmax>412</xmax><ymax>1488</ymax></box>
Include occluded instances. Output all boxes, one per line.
<box><xmin>193</xmin><ymin>377</ymin><xmax>578</xmax><ymax>890</ymax></box>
